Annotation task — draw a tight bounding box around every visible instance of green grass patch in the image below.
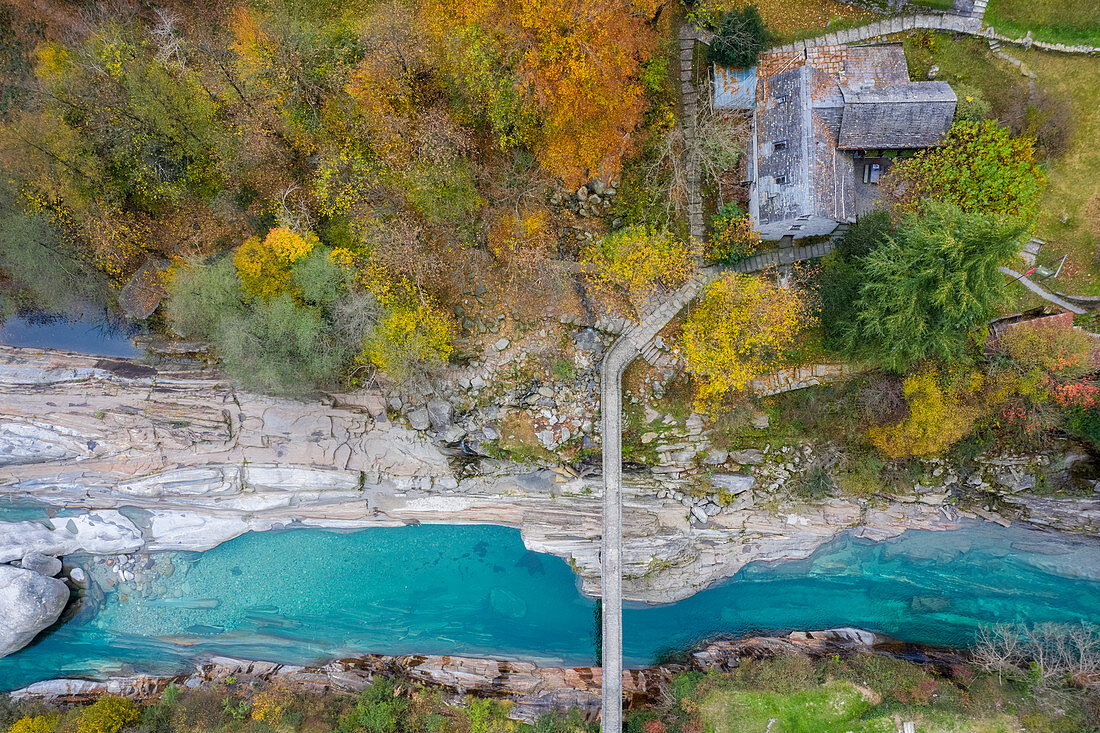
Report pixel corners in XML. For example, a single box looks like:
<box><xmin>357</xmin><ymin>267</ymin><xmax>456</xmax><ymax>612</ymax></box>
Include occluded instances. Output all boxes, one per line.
<box><xmin>701</xmin><ymin>680</ymin><xmax>893</xmax><ymax>732</ymax></box>
<box><xmin>985</xmin><ymin>0</ymin><xmax>1100</xmax><ymax>47</ymax></box>
<box><xmin>1023</xmin><ymin>51</ymin><xmax>1100</xmax><ymax>295</ymax></box>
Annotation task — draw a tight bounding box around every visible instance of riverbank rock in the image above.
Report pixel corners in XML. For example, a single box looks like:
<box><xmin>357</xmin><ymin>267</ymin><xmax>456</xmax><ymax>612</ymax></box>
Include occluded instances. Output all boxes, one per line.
<box><xmin>10</xmin><ymin>628</ymin><xmax>968</xmax><ymax>718</ymax></box>
<box><xmin>20</xmin><ymin>552</ymin><xmax>62</xmax><ymax>577</ymax></box>
<box><xmin>0</xmin><ymin>512</ymin><xmax>143</xmax><ymax>563</ymax></box>
<box><xmin>0</xmin><ymin>565</ymin><xmax>69</xmax><ymax>658</ymax></box>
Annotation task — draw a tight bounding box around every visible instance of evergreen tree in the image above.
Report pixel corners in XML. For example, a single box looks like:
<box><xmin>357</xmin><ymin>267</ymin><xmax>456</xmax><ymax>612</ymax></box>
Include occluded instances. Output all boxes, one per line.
<box><xmin>843</xmin><ymin>201</ymin><xmax>1026</xmax><ymax>372</ymax></box>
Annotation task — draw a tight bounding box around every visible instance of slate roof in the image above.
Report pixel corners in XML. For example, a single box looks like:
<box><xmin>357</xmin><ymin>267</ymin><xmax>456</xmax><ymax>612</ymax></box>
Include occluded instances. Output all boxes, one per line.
<box><xmin>841</xmin><ymin>45</ymin><xmax>909</xmax><ymax>90</ymax></box>
<box><xmin>838</xmin><ymin>82</ymin><xmax>957</xmax><ymax>149</ymax></box>
<box><xmin>755</xmin><ymin>66</ymin><xmax>854</xmax><ymax>226</ymax></box>
<box><xmin>745</xmin><ymin>43</ymin><xmax>956</xmax><ymax>233</ymax></box>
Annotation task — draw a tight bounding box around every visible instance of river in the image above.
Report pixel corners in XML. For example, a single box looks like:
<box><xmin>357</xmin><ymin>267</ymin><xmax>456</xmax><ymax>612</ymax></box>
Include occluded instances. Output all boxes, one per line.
<box><xmin>3</xmin><ymin>521</ymin><xmax>1100</xmax><ymax>690</ymax></box>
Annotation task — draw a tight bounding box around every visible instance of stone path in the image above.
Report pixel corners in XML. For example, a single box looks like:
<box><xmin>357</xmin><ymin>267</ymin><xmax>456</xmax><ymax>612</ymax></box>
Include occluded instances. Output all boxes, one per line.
<box><xmin>999</xmin><ymin>266</ymin><xmax>1087</xmax><ymax>315</ymax></box>
<box><xmin>767</xmin><ymin>10</ymin><xmax>1097</xmax><ymax>56</ymax></box>
<box><xmin>678</xmin><ymin>25</ymin><xmax>705</xmax><ymax>244</ymax></box>
<box><xmin>769</xmin><ymin>13</ymin><xmax>981</xmax><ymax>54</ymax></box>
<box><xmin>598</xmin><ymin>274</ymin><xmax>707</xmax><ymax>730</ymax></box>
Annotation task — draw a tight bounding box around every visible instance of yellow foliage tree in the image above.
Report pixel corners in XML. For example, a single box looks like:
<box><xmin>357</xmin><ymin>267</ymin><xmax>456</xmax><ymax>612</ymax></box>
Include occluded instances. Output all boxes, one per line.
<box><xmin>7</xmin><ymin>716</ymin><xmax>57</xmax><ymax>733</ymax></box>
<box><xmin>77</xmin><ymin>697</ymin><xmax>139</xmax><ymax>733</ymax></box>
<box><xmin>422</xmin><ymin>0</ymin><xmax>658</xmax><ymax>185</ymax></box>
<box><xmin>869</xmin><ymin>368</ymin><xmax>982</xmax><ymax>458</ymax></box>
<box><xmin>681</xmin><ymin>273</ymin><xmax>813</xmax><ymax>409</ymax></box>
<box><xmin>361</xmin><ymin>285</ymin><xmax>455</xmax><ymax>382</ymax></box>
<box><xmin>582</xmin><ymin>225</ymin><xmax>698</xmax><ymax>310</ymax></box>
<box><xmin>234</xmin><ymin>227</ymin><xmax>319</xmax><ymax>298</ymax></box>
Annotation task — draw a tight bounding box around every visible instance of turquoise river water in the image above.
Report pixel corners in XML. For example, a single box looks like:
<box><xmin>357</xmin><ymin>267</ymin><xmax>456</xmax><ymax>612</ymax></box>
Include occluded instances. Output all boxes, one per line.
<box><xmin>3</xmin><ymin>521</ymin><xmax>1100</xmax><ymax>690</ymax></box>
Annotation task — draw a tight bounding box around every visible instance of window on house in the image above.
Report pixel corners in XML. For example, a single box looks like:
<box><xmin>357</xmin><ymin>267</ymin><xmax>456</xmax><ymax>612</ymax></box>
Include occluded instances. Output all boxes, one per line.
<box><xmin>775</xmin><ymin>174</ymin><xmax>788</xmax><ymax>185</ymax></box>
<box><xmin>773</xmin><ymin>140</ymin><xmax>788</xmax><ymax>152</ymax></box>
<box><xmin>789</xmin><ymin>224</ymin><xmax>803</xmax><ymax>231</ymax></box>
<box><xmin>775</xmin><ymin>95</ymin><xmax>787</xmax><ymax>105</ymax></box>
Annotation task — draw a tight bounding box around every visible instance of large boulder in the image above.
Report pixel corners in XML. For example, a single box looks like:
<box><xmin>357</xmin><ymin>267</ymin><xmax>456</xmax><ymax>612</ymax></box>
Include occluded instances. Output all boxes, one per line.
<box><xmin>0</xmin><ymin>565</ymin><xmax>69</xmax><ymax>658</ymax></box>
<box><xmin>20</xmin><ymin>552</ymin><xmax>62</xmax><ymax>577</ymax></box>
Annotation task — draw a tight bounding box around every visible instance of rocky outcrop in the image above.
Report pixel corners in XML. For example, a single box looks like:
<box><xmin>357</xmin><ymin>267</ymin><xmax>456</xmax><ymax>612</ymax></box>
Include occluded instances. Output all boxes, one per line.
<box><xmin>0</xmin><ymin>565</ymin><xmax>69</xmax><ymax>657</ymax></box>
<box><xmin>0</xmin><ymin>511</ymin><xmax>143</xmax><ymax>563</ymax></box>
<box><xmin>9</xmin><ymin>628</ymin><xmax>967</xmax><ymax>719</ymax></box>
<box><xmin>0</xmin><ymin>345</ymin><xmax>1009</xmax><ymax>604</ymax></box>
<box><xmin>0</xmin><ymin>346</ymin><xmax>1093</xmax><ymax>604</ymax></box>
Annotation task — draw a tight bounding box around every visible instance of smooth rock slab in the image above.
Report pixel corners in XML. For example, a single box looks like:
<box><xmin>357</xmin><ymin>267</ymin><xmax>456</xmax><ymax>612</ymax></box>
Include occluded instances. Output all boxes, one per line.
<box><xmin>0</xmin><ymin>511</ymin><xmax>143</xmax><ymax>563</ymax></box>
<box><xmin>0</xmin><ymin>565</ymin><xmax>68</xmax><ymax>658</ymax></box>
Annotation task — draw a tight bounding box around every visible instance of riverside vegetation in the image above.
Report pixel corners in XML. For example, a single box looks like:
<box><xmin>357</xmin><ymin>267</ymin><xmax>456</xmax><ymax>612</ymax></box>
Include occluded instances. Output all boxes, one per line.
<box><xmin>5</xmin><ymin>622</ymin><xmax>1100</xmax><ymax>733</ymax></box>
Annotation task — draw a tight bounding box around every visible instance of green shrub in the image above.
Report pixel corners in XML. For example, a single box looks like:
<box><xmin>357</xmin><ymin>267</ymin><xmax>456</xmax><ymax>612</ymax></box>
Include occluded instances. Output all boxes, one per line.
<box><xmin>77</xmin><ymin>698</ymin><xmax>139</xmax><ymax>733</ymax></box>
<box><xmin>836</xmin><ymin>453</ymin><xmax>885</xmax><ymax>497</ymax></box>
<box><xmin>291</xmin><ymin>247</ymin><xmax>349</xmax><ymax>308</ymax></box>
<box><xmin>951</xmin><ymin>83</ymin><xmax>992</xmax><ymax>123</ymax></box>
<box><xmin>216</xmin><ymin>293</ymin><xmax>348</xmax><ymax>396</ymax></box>
<box><xmin>463</xmin><ymin>697</ymin><xmax>511</xmax><ymax>733</ymax></box>
<box><xmin>729</xmin><ymin>655</ymin><xmax>817</xmax><ymax>694</ymax></box>
<box><xmin>794</xmin><ymin>465</ymin><xmax>835</xmax><ymax>500</ymax></box>
<box><xmin>164</xmin><ymin>258</ymin><xmax>245</xmax><ymax>340</ymax></box>
<box><xmin>708</xmin><ymin>202</ymin><xmax>759</xmax><ymax>265</ymax></box>
<box><xmin>709</xmin><ymin>6</ymin><xmax>770</xmax><ymax>69</ymax></box>
<box><xmin>0</xmin><ymin>207</ymin><xmax>107</xmax><ymax>313</ymax></box>
<box><xmin>837</xmin><ymin>210</ymin><xmax>891</xmax><ymax>261</ymax></box>
<box><xmin>401</xmin><ymin>159</ymin><xmax>482</xmax><ymax>227</ymax></box>
<box><xmin>817</xmin><ymin>251</ymin><xmax>862</xmax><ymax>349</ymax></box>
<box><xmin>883</xmin><ymin>120</ymin><xmax>1045</xmax><ymax>222</ymax></box>
<box><xmin>843</xmin><ymin>654</ymin><xmax>938</xmax><ymax>705</ymax></box>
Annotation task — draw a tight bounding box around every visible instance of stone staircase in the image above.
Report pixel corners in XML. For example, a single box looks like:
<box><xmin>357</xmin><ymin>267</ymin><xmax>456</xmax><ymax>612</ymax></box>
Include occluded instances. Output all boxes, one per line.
<box><xmin>631</xmin><ymin>225</ymin><xmax>849</xmax><ymax>369</ymax></box>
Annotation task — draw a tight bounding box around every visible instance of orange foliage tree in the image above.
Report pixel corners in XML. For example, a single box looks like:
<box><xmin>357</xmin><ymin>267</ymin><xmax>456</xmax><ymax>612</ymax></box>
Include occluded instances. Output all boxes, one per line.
<box><xmin>422</xmin><ymin>0</ymin><xmax>659</xmax><ymax>186</ymax></box>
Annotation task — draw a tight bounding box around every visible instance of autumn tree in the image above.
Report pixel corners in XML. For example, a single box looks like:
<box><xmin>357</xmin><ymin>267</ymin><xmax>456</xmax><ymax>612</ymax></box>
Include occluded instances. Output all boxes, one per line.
<box><xmin>842</xmin><ymin>202</ymin><xmax>1027</xmax><ymax>372</ymax></box>
<box><xmin>681</xmin><ymin>273</ymin><xmax>814</xmax><ymax>408</ymax></box>
<box><xmin>360</xmin><ymin>284</ymin><xmax>455</xmax><ymax>383</ymax></box>
<box><xmin>869</xmin><ymin>367</ymin><xmax>982</xmax><ymax>458</ymax></box>
<box><xmin>0</xmin><ymin>16</ymin><xmax>226</xmax><ymax>283</ymax></box>
<box><xmin>582</xmin><ymin>225</ymin><xmax>698</xmax><ymax>311</ymax></box>
<box><xmin>234</xmin><ymin>227</ymin><xmax>320</xmax><ymax>298</ymax></box>
<box><xmin>882</xmin><ymin>121</ymin><xmax>1045</xmax><ymax>222</ymax></box>
<box><xmin>423</xmin><ymin>0</ymin><xmax>660</xmax><ymax>186</ymax></box>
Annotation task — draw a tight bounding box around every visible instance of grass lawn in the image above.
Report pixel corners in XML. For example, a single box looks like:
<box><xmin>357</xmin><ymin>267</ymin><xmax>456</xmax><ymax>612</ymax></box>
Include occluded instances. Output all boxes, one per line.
<box><xmin>985</xmin><ymin>0</ymin><xmax>1100</xmax><ymax>47</ymax></box>
<box><xmin>903</xmin><ymin>34</ymin><xmax>1100</xmax><ymax>295</ymax></box>
<box><xmin>1021</xmin><ymin>50</ymin><xmax>1100</xmax><ymax>295</ymax></box>
<box><xmin>692</xmin><ymin>0</ymin><xmax>879</xmax><ymax>44</ymax></box>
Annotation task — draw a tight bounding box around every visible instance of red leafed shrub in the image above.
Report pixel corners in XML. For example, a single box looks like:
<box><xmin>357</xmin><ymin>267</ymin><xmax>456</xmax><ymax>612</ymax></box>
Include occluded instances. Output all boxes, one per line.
<box><xmin>1053</xmin><ymin>381</ymin><xmax>1100</xmax><ymax>410</ymax></box>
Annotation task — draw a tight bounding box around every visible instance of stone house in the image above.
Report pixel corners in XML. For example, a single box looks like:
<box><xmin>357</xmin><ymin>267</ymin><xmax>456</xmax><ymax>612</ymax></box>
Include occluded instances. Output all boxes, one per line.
<box><xmin>715</xmin><ymin>44</ymin><xmax>956</xmax><ymax>240</ymax></box>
